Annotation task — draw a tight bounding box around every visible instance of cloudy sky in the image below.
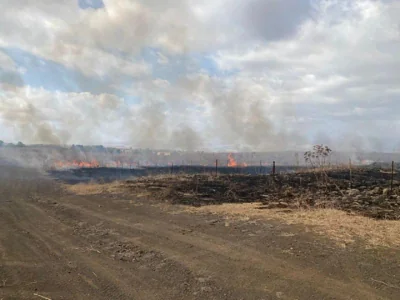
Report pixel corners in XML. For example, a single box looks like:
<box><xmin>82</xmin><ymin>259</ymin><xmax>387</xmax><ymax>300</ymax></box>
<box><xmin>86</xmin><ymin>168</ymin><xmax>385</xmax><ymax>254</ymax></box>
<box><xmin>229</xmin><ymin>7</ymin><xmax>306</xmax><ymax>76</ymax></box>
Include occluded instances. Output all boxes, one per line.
<box><xmin>0</xmin><ymin>0</ymin><xmax>400</xmax><ymax>152</ymax></box>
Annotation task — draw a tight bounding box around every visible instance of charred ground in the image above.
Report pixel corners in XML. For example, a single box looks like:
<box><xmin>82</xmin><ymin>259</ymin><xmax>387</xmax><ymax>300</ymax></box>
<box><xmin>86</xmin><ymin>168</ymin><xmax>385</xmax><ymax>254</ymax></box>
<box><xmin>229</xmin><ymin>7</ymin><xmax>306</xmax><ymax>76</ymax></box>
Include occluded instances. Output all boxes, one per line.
<box><xmin>106</xmin><ymin>166</ymin><xmax>400</xmax><ymax>219</ymax></box>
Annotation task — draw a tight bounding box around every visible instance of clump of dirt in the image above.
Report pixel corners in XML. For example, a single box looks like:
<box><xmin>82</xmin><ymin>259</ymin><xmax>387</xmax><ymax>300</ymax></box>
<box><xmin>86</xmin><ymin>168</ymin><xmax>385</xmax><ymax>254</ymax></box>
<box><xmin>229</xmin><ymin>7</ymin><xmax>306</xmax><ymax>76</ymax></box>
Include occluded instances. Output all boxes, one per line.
<box><xmin>122</xmin><ymin>168</ymin><xmax>400</xmax><ymax>220</ymax></box>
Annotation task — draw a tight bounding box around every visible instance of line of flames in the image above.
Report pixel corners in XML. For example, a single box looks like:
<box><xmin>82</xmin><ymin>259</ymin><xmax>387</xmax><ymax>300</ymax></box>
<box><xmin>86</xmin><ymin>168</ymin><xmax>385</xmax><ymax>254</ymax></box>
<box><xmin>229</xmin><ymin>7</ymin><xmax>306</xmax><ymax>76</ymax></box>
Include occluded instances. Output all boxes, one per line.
<box><xmin>53</xmin><ymin>154</ymin><xmax>249</xmax><ymax>169</ymax></box>
<box><xmin>53</xmin><ymin>160</ymin><xmax>100</xmax><ymax>169</ymax></box>
<box><xmin>53</xmin><ymin>160</ymin><xmax>143</xmax><ymax>169</ymax></box>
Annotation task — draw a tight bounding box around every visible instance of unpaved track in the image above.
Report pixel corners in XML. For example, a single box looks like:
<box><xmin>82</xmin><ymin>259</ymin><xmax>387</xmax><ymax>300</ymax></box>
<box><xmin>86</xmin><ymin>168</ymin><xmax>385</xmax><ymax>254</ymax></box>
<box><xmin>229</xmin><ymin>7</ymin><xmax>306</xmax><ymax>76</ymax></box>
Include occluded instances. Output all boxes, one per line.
<box><xmin>1</xmin><ymin>177</ymin><xmax>400</xmax><ymax>299</ymax></box>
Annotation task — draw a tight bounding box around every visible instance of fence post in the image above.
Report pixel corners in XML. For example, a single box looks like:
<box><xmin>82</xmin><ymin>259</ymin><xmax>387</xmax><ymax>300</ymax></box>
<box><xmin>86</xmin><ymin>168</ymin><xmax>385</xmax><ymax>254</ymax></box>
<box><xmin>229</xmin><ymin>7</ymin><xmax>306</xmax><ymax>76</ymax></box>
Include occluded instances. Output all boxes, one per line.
<box><xmin>391</xmin><ymin>161</ymin><xmax>394</xmax><ymax>192</ymax></box>
<box><xmin>215</xmin><ymin>159</ymin><xmax>218</xmax><ymax>176</ymax></box>
<box><xmin>349</xmin><ymin>158</ymin><xmax>352</xmax><ymax>189</ymax></box>
<box><xmin>272</xmin><ymin>161</ymin><xmax>276</xmax><ymax>175</ymax></box>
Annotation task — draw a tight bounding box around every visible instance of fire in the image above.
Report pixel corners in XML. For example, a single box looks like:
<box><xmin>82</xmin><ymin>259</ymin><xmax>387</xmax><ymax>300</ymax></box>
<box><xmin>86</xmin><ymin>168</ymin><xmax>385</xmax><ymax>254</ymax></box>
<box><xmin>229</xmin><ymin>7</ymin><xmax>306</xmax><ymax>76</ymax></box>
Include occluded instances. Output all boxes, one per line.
<box><xmin>227</xmin><ymin>153</ymin><xmax>237</xmax><ymax>167</ymax></box>
<box><xmin>53</xmin><ymin>160</ymin><xmax>100</xmax><ymax>169</ymax></box>
<box><xmin>227</xmin><ymin>153</ymin><xmax>248</xmax><ymax>167</ymax></box>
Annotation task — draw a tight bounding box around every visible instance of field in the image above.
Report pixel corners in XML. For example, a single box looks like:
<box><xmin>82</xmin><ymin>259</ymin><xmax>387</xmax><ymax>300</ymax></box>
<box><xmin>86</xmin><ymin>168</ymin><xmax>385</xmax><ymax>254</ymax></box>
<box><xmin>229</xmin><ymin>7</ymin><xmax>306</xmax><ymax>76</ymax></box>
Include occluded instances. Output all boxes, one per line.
<box><xmin>1</xmin><ymin>165</ymin><xmax>400</xmax><ymax>299</ymax></box>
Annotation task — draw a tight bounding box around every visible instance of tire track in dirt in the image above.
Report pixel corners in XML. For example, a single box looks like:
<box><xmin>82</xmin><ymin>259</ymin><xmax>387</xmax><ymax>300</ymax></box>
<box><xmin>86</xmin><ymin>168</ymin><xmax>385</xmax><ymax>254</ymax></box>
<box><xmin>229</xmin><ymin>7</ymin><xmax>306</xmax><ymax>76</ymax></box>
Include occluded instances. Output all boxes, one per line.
<box><xmin>0</xmin><ymin>200</ymin><xmax>175</xmax><ymax>300</ymax></box>
<box><xmin>42</xmin><ymin>196</ymin><xmax>386</xmax><ymax>300</ymax></box>
<box><xmin>20</xmin><ymin>200</ymin><xmax>242</xmax><ymax>300</ymax></box>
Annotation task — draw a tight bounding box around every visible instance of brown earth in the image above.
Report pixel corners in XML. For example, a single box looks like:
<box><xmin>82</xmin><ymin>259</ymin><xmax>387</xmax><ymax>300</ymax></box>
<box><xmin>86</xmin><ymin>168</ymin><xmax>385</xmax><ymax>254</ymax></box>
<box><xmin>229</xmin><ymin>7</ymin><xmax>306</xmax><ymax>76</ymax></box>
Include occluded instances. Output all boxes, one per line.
<box><xmin>1</xmin><ymin>166</ymin><xmax>400</xmax><ymax>299</ymax></box>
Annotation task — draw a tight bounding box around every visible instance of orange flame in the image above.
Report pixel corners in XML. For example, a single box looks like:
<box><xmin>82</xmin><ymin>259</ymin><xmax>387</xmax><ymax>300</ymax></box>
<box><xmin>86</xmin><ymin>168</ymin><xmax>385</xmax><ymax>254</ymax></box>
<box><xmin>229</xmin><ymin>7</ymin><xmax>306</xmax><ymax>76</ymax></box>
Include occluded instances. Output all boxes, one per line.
<box><xmin>228</xmin><ymin>153</ymin><xmax>237</xmax><ymax>167</ymax></box>
<box><xmin>54</xmin><ymin>159</ymin><xmax>100</xmax><ymax>169</ymax></box>
<box><xmin>227</xmin><ymin>153</ymin><xmax>247</xmax><ymax>167</ymax></box>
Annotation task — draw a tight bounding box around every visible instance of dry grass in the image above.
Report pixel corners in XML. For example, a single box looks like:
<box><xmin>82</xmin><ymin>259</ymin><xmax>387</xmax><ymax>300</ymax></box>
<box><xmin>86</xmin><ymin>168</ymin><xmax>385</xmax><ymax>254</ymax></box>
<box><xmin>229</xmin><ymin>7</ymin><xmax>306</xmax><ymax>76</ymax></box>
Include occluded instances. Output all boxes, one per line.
<box><xmin>183</xmin><ymin>203</ymin><xmax>400</xmax><ymax>249</ymax></box>
<box><xmin>295</xmin><ymin>165</ymin><xmax>355</xmax><ymax>173</ymax></box>
<box><xmin>62</xmin><ymin>181</ymin><xmax>124</xmax><ymax>195</ymax></box>
<box><xmin>63</xmin><ymin>180</ymin><xmax>400</xmax><ymax>249</ymax></box>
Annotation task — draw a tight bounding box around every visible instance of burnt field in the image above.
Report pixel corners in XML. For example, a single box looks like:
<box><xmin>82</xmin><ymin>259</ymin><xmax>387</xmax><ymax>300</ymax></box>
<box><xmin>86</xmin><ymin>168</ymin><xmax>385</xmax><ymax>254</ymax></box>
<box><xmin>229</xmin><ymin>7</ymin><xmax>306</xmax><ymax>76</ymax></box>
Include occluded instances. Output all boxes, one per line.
<box><xmin>47</xmin><ymin>165</ymin><xmax>297</xmax><ymax>184</ymax></box>
<box><xmin>1</xmin><ymin>164</ymin><xmax>400</xmax><ymax>299</ymax></box>
<box><xmin>92</xmin><ymin>165</ymin><xmax>400</xmax><ymax>220</ymax></box>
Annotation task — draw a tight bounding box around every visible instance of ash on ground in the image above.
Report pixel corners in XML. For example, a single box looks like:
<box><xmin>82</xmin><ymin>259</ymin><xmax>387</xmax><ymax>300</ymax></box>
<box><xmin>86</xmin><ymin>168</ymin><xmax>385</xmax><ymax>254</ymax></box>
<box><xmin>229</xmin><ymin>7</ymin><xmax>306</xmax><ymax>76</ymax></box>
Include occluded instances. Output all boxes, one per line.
<box><xmin>123</xmin><ymin>167</ymin><xmax>400</xmax><ymax>220</ymax></box>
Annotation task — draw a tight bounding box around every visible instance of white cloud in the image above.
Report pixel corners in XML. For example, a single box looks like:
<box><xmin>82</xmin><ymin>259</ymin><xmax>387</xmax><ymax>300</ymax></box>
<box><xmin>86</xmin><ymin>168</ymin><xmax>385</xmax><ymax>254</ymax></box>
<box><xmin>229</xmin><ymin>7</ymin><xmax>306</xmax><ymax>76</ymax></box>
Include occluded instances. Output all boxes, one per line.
<box><xmin>0</xmin><ymin>50</ymin><xmax>18</xmax><ymax>72</ymax></box>
<box><xmin>0</xmin><ymin>0</ymin><xmax>400</xmax><ymax>151</ymax></box>
<box><xmin>214</xmin><ymin>0</ymin><xmax>400</xmax><ymax>123</ymax></box>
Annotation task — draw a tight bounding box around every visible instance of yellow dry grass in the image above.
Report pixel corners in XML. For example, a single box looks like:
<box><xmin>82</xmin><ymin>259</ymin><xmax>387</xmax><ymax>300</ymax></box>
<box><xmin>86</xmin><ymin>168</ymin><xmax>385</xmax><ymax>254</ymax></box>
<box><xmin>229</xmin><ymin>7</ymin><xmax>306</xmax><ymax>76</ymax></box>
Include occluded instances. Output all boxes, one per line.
<box><xmin>183</xmin><ymin>203</ymin><xmax>400</xmax><ymax>249</ymax></box>
<box><xmin>62</xmin><ymin>181</ymin><xmax>124</xmax><ymax>195</ymax></box>
<box><xmin>63</xmin><ymin>181</ymin><xmax>400</xmax><ymax>249</ymax></box>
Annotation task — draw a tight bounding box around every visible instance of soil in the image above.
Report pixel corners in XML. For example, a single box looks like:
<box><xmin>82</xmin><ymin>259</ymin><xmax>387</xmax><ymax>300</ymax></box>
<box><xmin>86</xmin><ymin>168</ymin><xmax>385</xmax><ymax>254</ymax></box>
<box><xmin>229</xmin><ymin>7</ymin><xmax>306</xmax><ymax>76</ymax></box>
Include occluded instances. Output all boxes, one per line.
<box><xmin>1</xmin><ymin>166</ymin><xmax>400</xmax><ymax>299</ymax></box>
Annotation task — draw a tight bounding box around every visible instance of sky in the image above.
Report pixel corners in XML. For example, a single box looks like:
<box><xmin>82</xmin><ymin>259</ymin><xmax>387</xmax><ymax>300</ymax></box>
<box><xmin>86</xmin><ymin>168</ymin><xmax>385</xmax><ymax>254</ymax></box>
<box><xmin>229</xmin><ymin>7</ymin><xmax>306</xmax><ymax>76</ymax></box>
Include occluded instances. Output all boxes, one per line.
<box><xmin>0</xmin><ymin>0</ymin><xmax>400</xmax><ymax>152</ymax></box>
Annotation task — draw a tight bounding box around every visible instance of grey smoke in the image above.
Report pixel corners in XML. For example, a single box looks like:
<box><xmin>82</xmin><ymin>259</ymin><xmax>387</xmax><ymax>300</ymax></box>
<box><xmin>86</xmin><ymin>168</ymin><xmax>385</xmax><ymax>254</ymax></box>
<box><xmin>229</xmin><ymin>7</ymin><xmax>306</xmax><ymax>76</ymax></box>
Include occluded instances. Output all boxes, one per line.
<box><xmin>0</xmin><ymin>0</ymin><xmax>399</xmax><ymax>154</ymax></box>
<box><xmin>0</xmin><ymin>102</ymin><xmax>63</xmax><ymax>145</ymax></box>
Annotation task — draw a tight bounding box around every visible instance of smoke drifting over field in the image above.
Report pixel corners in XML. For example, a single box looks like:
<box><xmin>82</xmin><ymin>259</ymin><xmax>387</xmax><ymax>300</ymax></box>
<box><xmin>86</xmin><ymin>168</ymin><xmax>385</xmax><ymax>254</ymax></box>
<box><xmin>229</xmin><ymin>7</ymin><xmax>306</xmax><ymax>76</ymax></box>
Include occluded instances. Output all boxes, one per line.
<box><xmin>1</xmin><ymin>143</ymin><xmax>399</xmax><ymax>173</ymax></box>
<box><xmin>1</xmin><ymin>1</ymin><xmax>400</xmax><ymax>152</ymax></box>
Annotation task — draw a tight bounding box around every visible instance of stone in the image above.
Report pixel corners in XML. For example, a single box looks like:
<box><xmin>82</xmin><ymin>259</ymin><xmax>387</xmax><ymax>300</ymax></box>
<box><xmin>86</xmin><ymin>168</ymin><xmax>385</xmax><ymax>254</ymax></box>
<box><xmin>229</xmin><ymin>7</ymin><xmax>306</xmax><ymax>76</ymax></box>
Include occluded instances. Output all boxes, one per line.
<box><xmin>366</xmin><ymin>190</ymin><xmax>375</xmax><ymax>196</ymax></box>
<box><xmin>372</xmin><ymin>187</ymin><xmax>382</xmax><ymax>194</ymax></box>
<box><xmin>383</xmin><ymin>188</ymin><xmax>390</xmax><ymax>196</ymax></box>
<box><xmin>354</xmin><ymin>194</ymin><xmax>363</xmax><ymax>201</ymax></box>
<box><xmin>372</xmin><ymin>195</ymin><xmax>386</xmax><ymax>203</ymax></box>
<box><xmin>283</xmin><ymin>189</ymin><xmax>294</xmax><ymax>198</ymax></box>
<box><xmin>342</xmin><ymin>196</ymin><xmax>350</xmax><ymax>202</ymax></box>
<box><xmin>347</xmin><ymin>189</ymin><xmax>360</xmax><ymax>196</ymax></box>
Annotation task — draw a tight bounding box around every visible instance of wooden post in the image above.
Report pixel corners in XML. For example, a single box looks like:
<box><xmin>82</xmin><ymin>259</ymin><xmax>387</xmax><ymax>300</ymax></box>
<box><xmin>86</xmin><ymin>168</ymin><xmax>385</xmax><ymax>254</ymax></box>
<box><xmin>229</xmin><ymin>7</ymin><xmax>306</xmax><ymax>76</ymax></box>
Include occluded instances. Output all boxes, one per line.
<box><xmin>272</xmin><ymin>161</ymin><xmax>276</xmax><ymax>175</ymax></box>
<box><xmin>215</xmin><ymin>159</ymin><xmax>218</xmax><ymax>176</ymax></box>
<box><xmin>391</xmin><ymin>161</ymin><xmax>394</xmax><ymax>192</ymax></box>
<box><xmin>171</xmin><ymin>163</ymin><xmax>174</xmax><ymax>174</ymax></box>
<box><xmin>260</xmin><ymin>160</ymin><xmax>262</xmax><ymax>175</ymax></box>
<box><xmin>349</xmin><ymin>158</ymin><xmax>352</xmax><ymax>189</ymax></box>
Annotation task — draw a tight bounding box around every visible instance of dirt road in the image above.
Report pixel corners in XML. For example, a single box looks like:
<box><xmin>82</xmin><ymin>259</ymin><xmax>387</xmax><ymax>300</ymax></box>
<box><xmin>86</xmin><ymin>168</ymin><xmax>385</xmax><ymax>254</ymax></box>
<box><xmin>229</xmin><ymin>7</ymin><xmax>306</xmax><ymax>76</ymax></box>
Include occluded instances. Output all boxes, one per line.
<box><xmin>1</xmin><ymin>168</ymin><xmax>400</xmax><ymax>299</ymax></box>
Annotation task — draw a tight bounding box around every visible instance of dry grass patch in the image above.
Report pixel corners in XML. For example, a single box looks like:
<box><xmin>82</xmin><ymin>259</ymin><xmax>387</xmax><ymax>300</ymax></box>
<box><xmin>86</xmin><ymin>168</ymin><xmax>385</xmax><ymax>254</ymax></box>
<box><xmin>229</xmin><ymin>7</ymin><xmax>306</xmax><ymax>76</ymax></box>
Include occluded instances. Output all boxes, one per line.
<box><xmin>62</xmin><ymin>181</ymin><xmax>124</xmax><ymax>195</ymax></box>
<box><xmin>63</xmin><ymin>179</ymin><xmax>400</xmax><ymax>249</ymax></box>
<box><xmin>183</xmin><ymin>203</ymin><xmax>400</xmax><ymax>249</ymax></box>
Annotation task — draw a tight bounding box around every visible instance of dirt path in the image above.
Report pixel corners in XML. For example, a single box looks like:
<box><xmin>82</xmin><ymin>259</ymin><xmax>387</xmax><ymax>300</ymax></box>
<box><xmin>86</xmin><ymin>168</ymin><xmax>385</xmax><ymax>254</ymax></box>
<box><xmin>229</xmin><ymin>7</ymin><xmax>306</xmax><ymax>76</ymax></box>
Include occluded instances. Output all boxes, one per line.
<box><xmin>1</xmin><ymin>185</ymin><xmax>400</xmax><ymax>299</ymax></box>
